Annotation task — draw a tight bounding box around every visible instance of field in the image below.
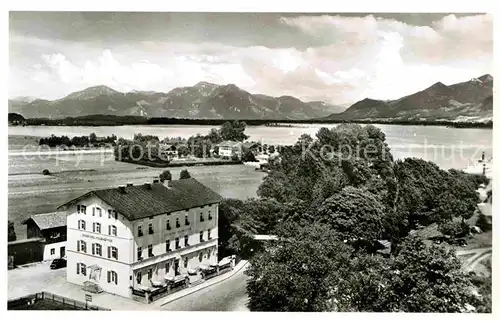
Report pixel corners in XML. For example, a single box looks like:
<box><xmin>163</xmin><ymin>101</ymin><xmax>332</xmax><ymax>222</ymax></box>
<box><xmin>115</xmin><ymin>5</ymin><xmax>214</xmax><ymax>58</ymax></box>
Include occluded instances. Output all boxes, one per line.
<box><xmin>8</xmin><ymin>136</ymin><xmax>266</xmax><ymax>239</ymax></box>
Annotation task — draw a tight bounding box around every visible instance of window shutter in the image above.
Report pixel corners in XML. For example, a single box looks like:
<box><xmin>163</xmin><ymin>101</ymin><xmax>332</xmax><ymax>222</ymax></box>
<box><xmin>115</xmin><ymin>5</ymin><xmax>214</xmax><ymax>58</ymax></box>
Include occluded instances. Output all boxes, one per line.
<box><xmin>77</xmin><ymin>240</ymin><xmax>80</xmax><ymax>252</ymax></box>
<box><xmin>107</xmin><ymin>271</ymin><xmax>110</xmax><ymax>283</ymax></box>
<box><xmin>108</xmin><ymin>225</ymin><xmax>111</xmax><ymax>235</ymax></box>
<box><xmin>78</xmin><ymin>220</ymin><xmax>81</xmax><ymax>229</ymax></box>
<box><xmin>107</xmin><ymin>246</ymin><xmax>110</xmax><ymax>258</ymax></box>
<box><xmin>115</xmin><ymin>273</ymin><xmax>118</xmax><ymax>285</ymax></box>
<box><xmin>115</xmin><ymin>247</ymin><xmax>118</xmax><ymax>260</ymax></box>
<box><xmin>77</xmin><ymin>263</ymin><xmax>80</xmax><ymax>274</ymax></box>
<box><xmin>92</xmin><ymin>243</ymin><xmax>95</xmax><ymax>255</ymax></box>
<box><xmin>92</xmin><ymin>207</ymin><xmax>95</xmax><ymax>216</ymax></box>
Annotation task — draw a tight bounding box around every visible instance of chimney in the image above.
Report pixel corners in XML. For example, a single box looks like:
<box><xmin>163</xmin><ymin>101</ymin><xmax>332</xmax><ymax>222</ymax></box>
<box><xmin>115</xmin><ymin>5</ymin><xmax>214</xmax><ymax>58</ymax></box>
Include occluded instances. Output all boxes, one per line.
<box><xmin>126</xmin><ymin>183</ymin><xmax>133</xmax><ymax>187</ymax></box>
<box><xmin>118</xmin><ymin>185</ymin><xmax>126</xmax><ymax>193</ymax></box>
<box><xmin>144</xmin><ymin>182</ymin><xmax>152</xmax><ymax>190</ymax></box>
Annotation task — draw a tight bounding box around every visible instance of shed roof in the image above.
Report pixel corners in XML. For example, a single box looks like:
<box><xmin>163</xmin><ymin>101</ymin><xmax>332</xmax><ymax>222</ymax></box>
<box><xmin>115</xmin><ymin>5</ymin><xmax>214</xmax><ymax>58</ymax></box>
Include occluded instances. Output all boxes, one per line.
<box><xmin>22</xmin><ymin>211</ymin><xmax>67</xmax><ymax>230</ymax></box>
<box><xmin>58</xmin><ymin>178</ymin><xmax>223</xmax><ymax>221</ymax></box>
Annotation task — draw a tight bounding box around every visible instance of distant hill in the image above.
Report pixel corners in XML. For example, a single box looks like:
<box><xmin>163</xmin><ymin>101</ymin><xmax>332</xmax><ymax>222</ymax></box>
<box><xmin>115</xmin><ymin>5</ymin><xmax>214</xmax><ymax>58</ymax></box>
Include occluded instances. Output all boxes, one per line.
<box><xmin>8</xmin><ymin>83</ymin><xmax>343</xmax><ymax>120</ymax></box>
<box><xmin>323</xmin><ymin>74</ymin><xmax>493</xmax><ymax>122</ymax></box>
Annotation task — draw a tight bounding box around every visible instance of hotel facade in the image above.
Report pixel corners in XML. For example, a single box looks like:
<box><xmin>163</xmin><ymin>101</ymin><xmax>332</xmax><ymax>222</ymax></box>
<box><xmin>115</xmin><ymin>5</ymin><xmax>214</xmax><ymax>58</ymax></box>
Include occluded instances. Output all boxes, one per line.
<box><xmin>60</xmin><ymin>178</ymin><xmax>222</xmax><ymax>298</ymax></box>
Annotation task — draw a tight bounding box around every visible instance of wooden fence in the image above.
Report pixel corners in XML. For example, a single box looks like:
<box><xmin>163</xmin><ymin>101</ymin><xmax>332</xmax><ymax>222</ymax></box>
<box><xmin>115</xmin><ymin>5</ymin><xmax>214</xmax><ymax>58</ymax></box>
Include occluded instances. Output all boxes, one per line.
<box><xmin>8</xmin><ymin>292</ymin><xmax>110</xmax><ymax>311</ymax></box>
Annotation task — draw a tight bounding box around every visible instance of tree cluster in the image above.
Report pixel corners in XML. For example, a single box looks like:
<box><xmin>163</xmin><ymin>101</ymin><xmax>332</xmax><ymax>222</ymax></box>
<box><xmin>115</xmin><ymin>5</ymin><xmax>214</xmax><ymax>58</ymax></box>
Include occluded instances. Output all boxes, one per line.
<box><xmin>244</xmin><ymin>124</ymin><xmax>488</xmax><ymax>312</ymax></box>
<box><xmin>39</xmin><ymin>133</ymin><xmax>117</xmax><ymax>148</ymax></box>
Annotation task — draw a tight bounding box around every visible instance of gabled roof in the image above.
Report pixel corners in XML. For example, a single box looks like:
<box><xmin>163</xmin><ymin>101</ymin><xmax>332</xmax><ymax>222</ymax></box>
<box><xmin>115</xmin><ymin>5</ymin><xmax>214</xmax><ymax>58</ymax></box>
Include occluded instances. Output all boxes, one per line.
<box><xmin>217</xmin><ymin>141</ymin><xmax>242</xmax><ymax>148</ymax></box>
<box><xmin>58</xmin><ymin>178</ymin><xmax>223</xmax><ymax>221</ymax></box>
<box><xmin>22</xmin><ymin>211</ymin><xmax>67</xmax><ymax>230</ymax></box>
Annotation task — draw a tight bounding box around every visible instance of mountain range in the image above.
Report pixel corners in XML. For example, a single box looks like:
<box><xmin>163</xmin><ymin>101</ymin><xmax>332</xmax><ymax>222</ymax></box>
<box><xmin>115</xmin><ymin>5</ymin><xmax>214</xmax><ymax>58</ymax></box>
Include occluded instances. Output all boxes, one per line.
<box><xmin>8</xmin><ymin>82</ymin><xmax>345</xmax><ymax>120</ymax></box>
<box><xmin>323</xmin><ymin>74</ymin><xmax>493</xmax><ymax>122</ymax></box>
<box><xmin>9</xmin><ymin>75</ymin><xmax>493</xmax><ymax>122</ymax></box>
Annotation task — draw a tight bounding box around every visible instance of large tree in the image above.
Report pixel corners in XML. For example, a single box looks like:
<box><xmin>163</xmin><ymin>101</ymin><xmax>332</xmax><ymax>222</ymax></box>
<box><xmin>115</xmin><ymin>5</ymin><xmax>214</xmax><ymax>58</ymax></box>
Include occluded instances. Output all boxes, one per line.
<box><xmin>8</xmin><ymin>220</ymin><xmax>16</xmax><ymax>242</ymax></box>
<box><xmin>315</xmin><ymin>186</ymin><xmax>386</xmax><ymax>243</ymax></box>
<box><xmin>246</xmin><ymin>223</ymin><xmax>353</xmax><ymax>311</ymax></box>
<box><xmin>219</xmin><ymin>120</ymin><xmax>249</xmax><ymax>142</ymax></box>
<box><xmin>375</xmin><ymin>236</ymin><xmax>481</xmax><ymax>312</ymax></box>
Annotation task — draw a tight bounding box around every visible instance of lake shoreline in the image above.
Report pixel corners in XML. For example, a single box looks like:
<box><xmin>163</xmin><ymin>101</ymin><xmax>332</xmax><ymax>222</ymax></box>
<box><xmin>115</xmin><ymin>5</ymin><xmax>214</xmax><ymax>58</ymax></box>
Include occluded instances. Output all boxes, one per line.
<box><xmin>13</xmin><ymin>117</ymin><xmax>493</xmax><ymax>129</ymax></box>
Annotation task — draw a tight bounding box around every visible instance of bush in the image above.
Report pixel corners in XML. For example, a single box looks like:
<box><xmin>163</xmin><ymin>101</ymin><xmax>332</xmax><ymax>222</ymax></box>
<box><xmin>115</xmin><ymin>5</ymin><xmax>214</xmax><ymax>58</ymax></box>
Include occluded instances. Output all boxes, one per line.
<box><xmin>180</xmin><ymin>169</ymin><xmax>191</xmax><ymax>180</ymax></box>
<box><xmin>242</xmin><ymin>149</ymin><xmax>257</xmax><ymax>162</ymax></box>
<box><xmin>42</xmin><ymin>169</ymin><xmax>51</xmax><ymax>175</ymax></box>
<box><xmin>438</xmin><ymin>220</ymin><xmax>467</xmax><ymax>237</ymax></box>
<box><xmin>476</xmin><ymin>214</ymin><xmax>491</xmax><ymax>232</ymax></box>
<box><xmin>159</xmin><ymin>170</ymin><xmax>172</xmax><ymax>182</ymax></box>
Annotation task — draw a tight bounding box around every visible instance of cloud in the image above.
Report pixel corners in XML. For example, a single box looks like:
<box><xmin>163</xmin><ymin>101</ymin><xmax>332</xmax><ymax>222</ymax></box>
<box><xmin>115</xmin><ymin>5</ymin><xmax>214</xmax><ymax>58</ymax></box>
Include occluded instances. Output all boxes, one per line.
<box><xmin>10</xmin><ymin>13</ymin><xmax>492</xmax><ymax>105</ymax></box>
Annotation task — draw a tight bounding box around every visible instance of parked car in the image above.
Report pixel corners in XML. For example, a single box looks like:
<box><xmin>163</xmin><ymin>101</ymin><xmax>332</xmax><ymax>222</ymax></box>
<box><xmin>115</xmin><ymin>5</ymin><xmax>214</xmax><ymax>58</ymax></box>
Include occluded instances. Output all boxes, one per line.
<box><xmin>50</xmin><ymin>258</ymin><xmax>67</xmax><ymax>269</ymax></box>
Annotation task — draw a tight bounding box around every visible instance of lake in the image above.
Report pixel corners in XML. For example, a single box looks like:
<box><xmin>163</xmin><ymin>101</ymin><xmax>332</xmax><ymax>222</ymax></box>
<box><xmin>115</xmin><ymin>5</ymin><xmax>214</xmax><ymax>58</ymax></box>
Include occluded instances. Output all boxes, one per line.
<box><xmin>7</xmin><ymin>123</ymin><xmax>493</xmax><ymax>239</ymax></box>
<box><xmin>9</xmin><ymin>124</ymin><xmax>492</xmax><ymax>170</ymax></box>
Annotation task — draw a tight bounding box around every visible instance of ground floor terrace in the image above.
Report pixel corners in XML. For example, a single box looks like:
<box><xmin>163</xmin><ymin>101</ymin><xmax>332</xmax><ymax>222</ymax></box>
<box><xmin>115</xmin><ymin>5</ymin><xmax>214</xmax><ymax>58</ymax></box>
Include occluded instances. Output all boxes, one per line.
<box><xmin>67</xmin><ymin>239</ymin><xmax>219</xmax><ymax>299</ymax></box>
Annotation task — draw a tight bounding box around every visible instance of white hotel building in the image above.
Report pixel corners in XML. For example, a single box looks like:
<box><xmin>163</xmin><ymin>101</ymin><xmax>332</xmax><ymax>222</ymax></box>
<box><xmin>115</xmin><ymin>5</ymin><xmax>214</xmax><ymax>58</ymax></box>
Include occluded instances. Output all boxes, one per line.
<box><xmin>59</xmin><ymin>178</ymin><xmax>222</xmax><ymax>298</ymax></box>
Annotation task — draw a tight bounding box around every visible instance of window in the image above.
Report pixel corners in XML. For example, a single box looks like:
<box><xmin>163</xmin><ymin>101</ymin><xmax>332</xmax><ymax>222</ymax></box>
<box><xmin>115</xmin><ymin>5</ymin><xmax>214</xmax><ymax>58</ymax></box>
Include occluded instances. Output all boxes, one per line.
<box><xmin>137</xmin><ymin>225</ymin><xmax>143</xmax><ymax>237</ymax></box>
<box><xmin>185</xmin><ymin>214</ymin><xmax>190</xmax><ymax>226</ymax></box>
<box><xmin>208</xmin><ymin>229</ymin><xmax>212</xmax><ymax>240</ymax></box>
<box><xmin>183</xmin><ymin>257</ymin><xmax>188</xmax><ymax>268</ymax></box>
<box><xmin>108</xmin><ymin>246</ymin><xmax>118</xmax><ymax>260</ymax></box>
<box><xmin>176</xmin><ymin>218</ymin><xmax>180</xmax><ymax>228</ymax></box>
<box><xmin>207</xmin><ymin>249</ymin><xmax>211</xmax><ymax>259</ymax></box>
<box><xmin>208</xmin><ymin>211</ymin><xmax>212</xmax><ymax>220</ymax></box>
<box><xmin>175</xmin><ymin>237</ymin><xmax>180</xmax><ymax>249</ymax></box>
<box><xmin>184</xmin><ymin>235</ymin><xmax>189</xmax><ymax>247</ymax></box>
<box><xmin>50</xmin><ymin>248</ymin><xmax>55</xmax><ymax>255</ymax></box>
<box><xmin>166</xmin><ymin>220</ymin><xmax>171</xmax><ymax>230</ymax></box>
<box><xmin>77</xmin><ymin>205</ymin><xmax>87</xmax><ymax>214</ymax></box>
<box><xmin>108</xmin><ymin>225</ymin><xmax>117</xmax><ymax>236</ymax></box>
<box><xmin>108</xmin><ymin>210</ymin><xmax>118</xmax><ymax>219</ymax></box>
<box><xmin>147</xmin><ymin>269</ymin><xmax>153</xmax><ymax>280</ymax></box>
<box><xmin>199</xmin><ymin>231</ymin><xmax>204</xmax><ymax>242</ymax></box>
<box><xmin>77</xmin><ymin>240</ymin><xmax>87</xmax><ymax>253</ymax></box>
<box><xmin>165</xmin><ymin>262</ymin><xmax>170</xmax><ymax>273</ymax></box>
<box><xmin>198</xmin><ymin>252</ymin><xmax>203</xmax><ymax>262</ymax></box>
<box><xmin>166</xmin><ymin>240</ymin><xmax>171</xmax><ymax>252</ymax></box>
<box><xmin>96</xmin><ymin>207</ymin><xmax>102</xmax><ymax>217</ymax></box>
<box><xmin>77</xmin><ymin>263</ymin><xmax>87</xmax><ymax>276</ymax></box>
<box><xmin>92</xmin><ymin>243</ymin><xmax>102</xmax><ymax>256</ymax></box>
<box><xmin>148</xmin><ymin>223</ymin><xmax>154</xmax><ymax>235</ymax></box>
<box><xmin>148</xmin><ymin>244</ymin><xmax>154</xmax><ymax>257</ymax></box>
<box><xmin>93</xmin><ymin>222</ymin><xmax>101</xmax><ymax>233</ymax></box>
<box><xmin>136</xmin><ymin>271</ymin><xmax>142</xmax><ymax>284</ymax></box>
<box><xmin>78</xmin><ymin>220</ymin><xmax>86</xmax><ymax>231</ymax></box>
<box><xmin>200</xmin><ymin>212</ymin><xmax>205</xmax><ymax>222</ymax></box>
<box><xmin>107</xmin><ymin>271</ymin><xmax>118</xmax><ymax>285</ymax></box>
<box><xmin>137</xmin><ymin>247</ymin><xmax>143</xmax><ymax>261</ymax></box>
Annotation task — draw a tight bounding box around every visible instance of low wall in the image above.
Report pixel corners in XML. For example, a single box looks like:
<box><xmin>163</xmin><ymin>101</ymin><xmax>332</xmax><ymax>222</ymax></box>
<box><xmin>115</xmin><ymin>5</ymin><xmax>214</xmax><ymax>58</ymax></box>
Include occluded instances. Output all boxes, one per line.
<box><xmin>8</xmin><ymin>292</ymin><xmax>110</xmax><ymax>311</ymax></box>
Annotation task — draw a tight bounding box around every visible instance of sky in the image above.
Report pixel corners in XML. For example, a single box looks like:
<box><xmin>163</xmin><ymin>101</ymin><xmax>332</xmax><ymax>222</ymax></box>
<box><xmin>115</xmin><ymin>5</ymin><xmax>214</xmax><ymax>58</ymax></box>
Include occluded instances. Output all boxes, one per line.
<box><xmin>9</xmin><ymin>12</ymin><xmax>492</xmax><ymax>105</ymax></box>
